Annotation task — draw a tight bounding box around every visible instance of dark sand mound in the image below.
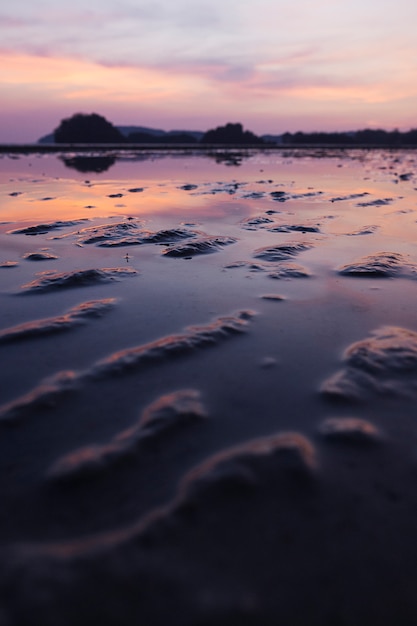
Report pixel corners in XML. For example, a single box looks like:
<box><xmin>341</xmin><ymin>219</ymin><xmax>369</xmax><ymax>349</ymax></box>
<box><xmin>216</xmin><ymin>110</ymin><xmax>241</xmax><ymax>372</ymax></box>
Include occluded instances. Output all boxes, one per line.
<box><xmin>93</xmin><ymin>310</ymin><xmax>254</xmax><ymax>376</ymax></box>
<box><xmin>0</xmin><ymin>371</ymin><xmax>79</xmax><ymax>424</ymax></box>
<box><xmin>70</xmin><ymin>221</ymin><xmax>144</xmax><ymax>245</ymax></box>
<box><xmin>267</xmin><ymin>262</ymin><xmax>311</xmax><ymax>279</ymax></box>
<box><xmin>180</xmin><ymin>432</ymin><xmax>317</xmax><ymax>499</ymax></box>
<box><xmin>19</xmin><ymin>267</ymin><xmax>138</xmax><ymax>293</ymax></box>
<box><xmin>317</xmin><ymin>417</ymin><xmax>381</xmax><ymax>444</ymax></box>
<box><xmin>162</xmin><ymin>236</ymin><xmax>237</xmax><ymax>257</ymax></box>
<box><xmin>99</xmin><ymin>227</ymin><xmax>201</xmax><ymax>247</ymax></box>
<box><xmin>48</xmin><ymin>390</ymin><xmax>207</xmax><ymax>481</ymax></box>
<box><xmin>22</xmin><ymin>252</ymin><xmax>59</xmax><ymax>261</ymax></box>
<box><xmin>179</xmin><ymin>183</ymin><xmax>198</xmax><ymax>190</ymax></box>
<box><xmin>330</xmin><ymin>192</ymin><xmax>370</xmax><ymax>202</ymax></box>
<box><xmin>8</xmin><ymin>220</ymin><xmax>88</xmax><ymax>235</ymax></box>
<box><xmin>260</xmin><ymin>294</ymin><xmax>286</xmax><ymax>301</ymax></box>
<box><xmin>224</xmin><ymin>261</ymin><xmax>271</xmax><ymax>272</ymax></box>
<box><xmin>269</xmin><ymin>190</ymin><xmax>323</xmax><ymax>203</ymax></box>
<box><xmin>225</xmin><ymin>259</ymin><xmax>311</xmax><ymax>279</ymax></box>
<box><xmin>242</xmin><ymin>191</ymin><xmax>266</xmax><ymax>199</ymax></box>
<box><xmin>344</xmin><ymin>225</ymin><xmax>379</xmax><ymax>236</ymax></box>
<box><xmin>321</xmin><ymin>325</ymin><xmax>417</xmax><ymax>401</ymax></box>
<box><xmin>253</xmin><ymin>242</ymin><xmax>312</xmax><ymax>262</ymax></box>
<box><xmin>240</xmin><ymin>216</ymin><xmax>274</xmax><ymax>229</ymax></box>
<box><xmin>337</xmin><ymin>251</ymin><xmax>416</xmax><ymax>277</ymax></box>
<box><xmin>270</xmin><ymin>190</ymin><xmax>288</xmax><ymax>201</ymax></box>
<box><xmin>72</xmin><ymin>222</ymin><xmax>203</xmax><ymax>248</ymax></box>
<box><xmin>356</xmin><ymin>197</ymin><xmax>394</xmax><ymax>207</ymax></box>
<box><xmin>288</xmin><ymin>190</ymin><xmax>324</xmax><ymax>200</ymax></box>
<box><xmin>141</xmin><ymin>228</ymin><xmax>200</xmax><ymax>244</ymax></box>
<box><xmin>269</xmin><ymin>223</ymin><xmax>320</xmax><ymax>233</ymax></box>
<box><xmin>0</xmin><ymin>299</ymin><xmax>116</xmax><ymax>344</ymax></box>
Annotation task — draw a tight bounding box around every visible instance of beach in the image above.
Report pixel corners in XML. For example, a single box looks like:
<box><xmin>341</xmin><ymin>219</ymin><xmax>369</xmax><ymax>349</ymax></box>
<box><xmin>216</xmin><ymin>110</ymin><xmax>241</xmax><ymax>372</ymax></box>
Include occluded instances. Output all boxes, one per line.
<box><xmin>1</xmin><ymin>147</ymin><xmax>417</xmax><ymax>624</ymax></box>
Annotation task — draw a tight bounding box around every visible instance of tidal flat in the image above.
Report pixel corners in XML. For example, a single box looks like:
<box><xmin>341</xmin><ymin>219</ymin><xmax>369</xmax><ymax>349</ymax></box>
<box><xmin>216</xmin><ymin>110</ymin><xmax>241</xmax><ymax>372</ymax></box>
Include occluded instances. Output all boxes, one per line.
<box><xmin>1</xmin><ymin>148</ymin><xmax>417</xmax><ymax>625</ymax></box>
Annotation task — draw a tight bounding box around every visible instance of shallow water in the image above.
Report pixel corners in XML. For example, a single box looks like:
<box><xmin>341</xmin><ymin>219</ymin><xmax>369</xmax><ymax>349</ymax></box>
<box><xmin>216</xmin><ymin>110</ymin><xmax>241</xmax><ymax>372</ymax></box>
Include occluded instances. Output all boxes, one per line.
<box><xmin>1</xmin><ymin>148</ymin><xmax>417</xmax><ymax>625</ymax></box>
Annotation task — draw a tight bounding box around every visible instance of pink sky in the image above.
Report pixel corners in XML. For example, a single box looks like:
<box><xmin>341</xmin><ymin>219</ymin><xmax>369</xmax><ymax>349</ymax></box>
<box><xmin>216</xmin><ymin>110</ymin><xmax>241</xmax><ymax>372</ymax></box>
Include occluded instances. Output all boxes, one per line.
<box><xmin>2</xmin><ymin>0</ymin><xmax>417</xmax><ymax>142</ymax></box>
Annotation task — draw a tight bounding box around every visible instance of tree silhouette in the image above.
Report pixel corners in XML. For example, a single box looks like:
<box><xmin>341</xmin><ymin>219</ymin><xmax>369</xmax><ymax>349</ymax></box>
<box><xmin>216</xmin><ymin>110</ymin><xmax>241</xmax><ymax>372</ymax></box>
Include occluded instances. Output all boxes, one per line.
<box><xmin>201</xmin><ymin>123</ymin><xmax>264</xmax><ymax>145</ymax></box>
<box><xmin>54</xmin><ymin>113</ymin><xmax>125</xmax><ymax>143</ymax></box>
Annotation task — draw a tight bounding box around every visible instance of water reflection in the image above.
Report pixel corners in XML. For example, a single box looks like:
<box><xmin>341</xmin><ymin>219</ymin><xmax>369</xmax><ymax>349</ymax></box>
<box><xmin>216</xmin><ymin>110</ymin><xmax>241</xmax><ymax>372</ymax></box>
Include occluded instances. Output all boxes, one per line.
<box><xmin>60</xmin><ymin>155</ymin><xmax>116</xmax><ymax>173</ymax></box>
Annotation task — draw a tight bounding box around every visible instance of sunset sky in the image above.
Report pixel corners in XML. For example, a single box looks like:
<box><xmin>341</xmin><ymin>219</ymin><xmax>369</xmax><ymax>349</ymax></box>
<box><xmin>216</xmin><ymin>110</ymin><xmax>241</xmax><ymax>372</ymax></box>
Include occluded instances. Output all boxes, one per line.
<box><xmin>2</xmin><ymin>0</ymin><xmax>417</xmax><ymax>142</ymax></box>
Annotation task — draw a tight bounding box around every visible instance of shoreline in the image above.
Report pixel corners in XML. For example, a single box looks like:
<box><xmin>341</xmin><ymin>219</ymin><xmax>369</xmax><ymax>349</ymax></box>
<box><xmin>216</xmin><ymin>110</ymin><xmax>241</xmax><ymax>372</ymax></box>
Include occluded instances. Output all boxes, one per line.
<box><xmin>2</xmin><ymin>142</ymin><xmax>417</xmax><ymax>154</ymax></box>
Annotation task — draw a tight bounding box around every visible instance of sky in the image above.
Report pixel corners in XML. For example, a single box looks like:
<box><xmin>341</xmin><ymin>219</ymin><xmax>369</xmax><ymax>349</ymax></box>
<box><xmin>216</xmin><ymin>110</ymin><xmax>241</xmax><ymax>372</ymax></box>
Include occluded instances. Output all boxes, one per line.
<box><xmin>1</xmin><ymin>0</ymin><xmax>417</xmax><ymax>142</ymax></box>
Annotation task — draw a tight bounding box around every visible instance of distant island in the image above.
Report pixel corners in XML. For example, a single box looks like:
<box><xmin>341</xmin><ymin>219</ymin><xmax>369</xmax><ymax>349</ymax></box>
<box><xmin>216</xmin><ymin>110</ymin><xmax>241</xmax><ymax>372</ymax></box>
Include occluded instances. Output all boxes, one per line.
<box><xmin>37</xmin><ymin>112</ymin><xmax>417</xmax><ymax>147</ymax></box>
<box><xmin>41</xmin><ymin>114</ymin><xmax>265</xmax><ymax>145</ymax></box>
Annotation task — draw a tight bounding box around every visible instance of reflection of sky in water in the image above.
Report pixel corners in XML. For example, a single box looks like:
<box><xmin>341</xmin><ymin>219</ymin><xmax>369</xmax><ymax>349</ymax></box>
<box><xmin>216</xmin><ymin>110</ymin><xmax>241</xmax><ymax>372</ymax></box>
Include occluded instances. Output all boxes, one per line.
<box><xmin>1</xmin><ymin>149</ymin><xmax>417</xmax><ymax>246</ymax></box>
<box><xmin>1</xmin><ymin>148</ymin><xmax>417</xmax><ymax>419</ymax></box>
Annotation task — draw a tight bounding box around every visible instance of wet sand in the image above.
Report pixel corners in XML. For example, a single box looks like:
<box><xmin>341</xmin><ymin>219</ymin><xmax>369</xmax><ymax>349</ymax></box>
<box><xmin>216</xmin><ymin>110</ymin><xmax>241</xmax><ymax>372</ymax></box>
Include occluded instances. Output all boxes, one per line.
<box><xmin>1</xmin><ymin>148</ymin><xmax>417</xmax><ymax>624</ymax></box>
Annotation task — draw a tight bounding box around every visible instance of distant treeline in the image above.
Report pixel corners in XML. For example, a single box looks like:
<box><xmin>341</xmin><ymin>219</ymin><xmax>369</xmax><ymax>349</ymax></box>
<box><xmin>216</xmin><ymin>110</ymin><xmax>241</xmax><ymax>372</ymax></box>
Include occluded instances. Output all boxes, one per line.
<box><xmin>49</xmin><ymin>113</ymin><xmax>417</xmax><ymax>147</ymax></box>
<box><xmin>281</xmin><ymin>129</ymin><xmax>417</xmax><ymax>146</ymax></box>
<box><xmin>53</xmin><ymin>114</ymin><xmax>265</xmax><ymax>145</ymax></box>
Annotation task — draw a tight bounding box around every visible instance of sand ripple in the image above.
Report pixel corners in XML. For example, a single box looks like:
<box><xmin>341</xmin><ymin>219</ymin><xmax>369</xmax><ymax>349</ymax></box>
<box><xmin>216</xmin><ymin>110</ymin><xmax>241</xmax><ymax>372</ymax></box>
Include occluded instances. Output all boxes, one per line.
<box><xmin>57</xmin><ymin>222</ymin><xmax>203</xmax><ymax>247</ymax></box>
<box><xmin>19</xmin><ymin>267</ymin><xmax>138</xmax><ymax>293</ymax></box>
<box><xmin>22</xmin><ymin>252</ymin><xmax>59</xmax><ymax>261</ymax></box>
<box><xmin>8</xmin><ymin>220</ymin><xmax>88</xmax><ymax>235</ymax></box>
<box><xmin>162</xmin><ymin>235</ymin><xmax>237</xmax><ymax>257</ymax></box>
<box><xmin>0</xmin><ymin>299</ymin><xmax>116</xmax><ymax>344</ymax></box>
<box><xmin>268</xmin><ymin>223</ymin><xmax>320</xmax><ymax>233</ymax></box>
<box><xmin>225</xmin><ymin>259</ymin><xmax>311</xmax><ymax>278</ymax></box>
<box><xmin>240</xmin><ymin>216</ymin><xmax>274</xmax><ymax>229</ymax></box>
<box><xmin>330</xmin><ymin>192</ymin><xmax>370</xmax><ymax>202</ymax></box>
<box><xmin>344</xmin><ymin>225</ymin><xmax>379</xmax><ymax>236</ymax></box>
<box><xmin>0</xmin><ymin>311</ymin><xmax>254</xmax><ymax>422</ymax></box>
<box><xmin>70</xmin><ymin>221</ymin><xmax>144</xmax><ymax>245</ymax></box>
<box><xmin>318</xmin><ymin>417</ymin><xmax>381</xmax><ymax>444</ymax></box>
<box><xmin>337</xmin><ymin>251</ymin><xmax>417</xmax><ymax>278</ymax></box>
<box><xmin>93</xmin><ymin>310</ymin><xmax>254</xmax><ymax>376</ymax></box>
<box><xmin>48</xmin><ymin>390</ymin><xmax>207</xmax><ymax>481</ymax></box>
<box><xmin>99</xmin><ymin>228</ymin><xmax>202</xmax><ymax>247</ymax></box>
<box><xmin>321</xmin><ymin>326</ymin><xmax>417</xmax><ymax>401</ymax></box>
<box><xmin>267</xmin><ymin>262</ymin><xmax>311</xmax><ymax>279</ymax></box>
<box><xmin>0</xmin><ymin>371</ymin><xmax>78</xmax><ymax>424</ymax></box>
<box><xmin>180</xmin><ymin>432</ymin><xmax>317</xmax><ymax>503</ymax></box>
<box><xmin>253</xmin><ymin>242</ymin><xmax>312</xmax><ymax>262</ymax></box>
<box><xmin>356</xmin><ymin>197</ymin><xmax>394</xmax><ymax>207</ymax></box>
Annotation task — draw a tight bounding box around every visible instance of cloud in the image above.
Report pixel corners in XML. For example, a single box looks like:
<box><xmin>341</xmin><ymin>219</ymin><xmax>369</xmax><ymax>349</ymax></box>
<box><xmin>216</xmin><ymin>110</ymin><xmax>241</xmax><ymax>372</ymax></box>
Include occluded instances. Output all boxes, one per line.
<box><xmin>2</xmin><ymin>0</ymin><xmax>417</xmax><ymax>141</ymax></box>
<box><xmin>2</xmin><ymin>0</ymin><xmax>417</xmax><ymax>88</ymax></box>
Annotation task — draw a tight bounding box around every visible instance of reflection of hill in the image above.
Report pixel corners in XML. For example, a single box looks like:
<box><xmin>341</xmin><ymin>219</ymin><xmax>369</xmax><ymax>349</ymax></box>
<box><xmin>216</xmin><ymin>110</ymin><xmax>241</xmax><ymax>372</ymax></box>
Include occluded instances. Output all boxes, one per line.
<box><xmin>60</xmin><ymin>156</ymin><xmax>116</xmax><ymax>173</ymax></box>
<box><xmin>207</xmin><ymin>152</ymin><xmax>244</xmax><ymax>166</ymax></box>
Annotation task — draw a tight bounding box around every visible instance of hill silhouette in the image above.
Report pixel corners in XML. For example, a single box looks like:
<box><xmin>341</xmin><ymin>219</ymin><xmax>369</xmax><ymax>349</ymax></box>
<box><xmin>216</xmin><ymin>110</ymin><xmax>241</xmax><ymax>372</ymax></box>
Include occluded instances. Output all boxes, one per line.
<box><xmin>44</xmin><ymin>115</ymin><xmax>265</xmax><ymax>145</ymax></box>
<box><xmin>201</xmin><ymin>122</ymin><xmax>264</xmax><ymax>145</ymax></box>
<box><xmin>37</xmin><ymin>112</ymin><xmax>417</xmax><ymax>147</ymax></box>
<box><xmin>54</xmin><ymin>113</ymin><xmax>125</xmax><ymax>144</ymax></box>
